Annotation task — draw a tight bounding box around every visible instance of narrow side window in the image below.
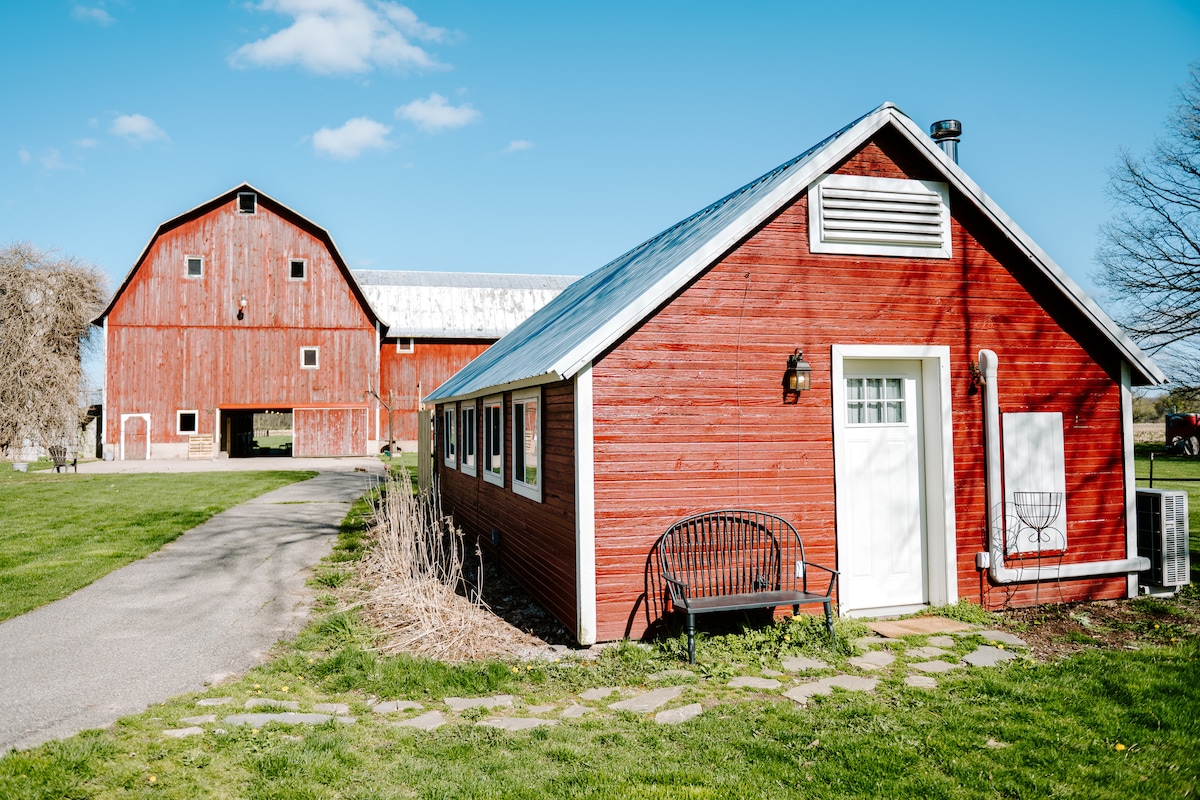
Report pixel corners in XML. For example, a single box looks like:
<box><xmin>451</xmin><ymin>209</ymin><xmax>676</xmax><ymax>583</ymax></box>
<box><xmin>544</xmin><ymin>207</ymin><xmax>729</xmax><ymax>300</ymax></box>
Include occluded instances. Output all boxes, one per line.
<box><xmin>461</xmin><ymin>401</ymin><xmax>477</xmax><ymax>476</ymax></box>
<box><xmin>442</xmin><ymin>406</ymin><xmax>457</xmax><ymax>467</ymax></box>
<box><xmin>483</xmin><ymin>396</ymin><xmax>503</xmax><ymax>486</ymax></box>
<box><xmin>511</xmin><ymin>388</ymin><xmax>541</xmax><ymax>502</ymax></box>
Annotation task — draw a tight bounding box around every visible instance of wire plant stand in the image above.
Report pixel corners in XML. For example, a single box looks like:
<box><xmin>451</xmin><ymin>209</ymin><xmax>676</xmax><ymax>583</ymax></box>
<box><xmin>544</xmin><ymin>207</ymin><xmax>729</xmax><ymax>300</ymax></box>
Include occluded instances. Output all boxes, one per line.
<box><xmin>1013</xmin><ymin>491</ymin><xmax>1064</xmax><ymax>605</ymax></box>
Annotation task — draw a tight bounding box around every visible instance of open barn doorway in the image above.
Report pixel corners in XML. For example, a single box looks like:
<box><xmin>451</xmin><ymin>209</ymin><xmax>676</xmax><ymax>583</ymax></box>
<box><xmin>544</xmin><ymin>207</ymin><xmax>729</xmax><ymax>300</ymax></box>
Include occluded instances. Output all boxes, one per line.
<box><xmin>220</xmin><ymin>409</ymin><xmax>294</xmax><ymax>458</ymax></box>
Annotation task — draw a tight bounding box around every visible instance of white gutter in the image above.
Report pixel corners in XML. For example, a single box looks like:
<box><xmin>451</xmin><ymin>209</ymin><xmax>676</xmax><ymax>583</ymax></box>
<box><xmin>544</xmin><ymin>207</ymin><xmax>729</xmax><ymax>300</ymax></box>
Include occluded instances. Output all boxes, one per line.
<box><xmin>976</xmin><ymin>349</ymin><xmax>1149</xmax><ymax>583</ymax></box>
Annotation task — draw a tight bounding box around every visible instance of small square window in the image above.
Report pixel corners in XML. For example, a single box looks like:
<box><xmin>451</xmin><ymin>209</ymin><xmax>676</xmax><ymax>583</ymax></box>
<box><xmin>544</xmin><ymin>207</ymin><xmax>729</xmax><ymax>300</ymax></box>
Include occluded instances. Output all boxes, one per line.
<box><xmin>301</xmin><ymin>347</ymin><xmax>319</xmax><ymax>369</ymax></box>
<box><xmin>237</xmin><ymin>192</ymin><xmax>257</xmax><ymax>214</ymax></box>
<box><xmin>185</xmin><ymin>256</ymin><xmax>203</xmax><ymax>277</ymax></box>
<box><xmin>177</xmin><ymin>410</ymin><xmax>198</xmax><ymax>435</ymax></box>
<box><xmin>396</xmin><ymin>338</ymin><xmax>414</xmax><ymax>354</ymax></box>
<box><xmin>289</xmin><ymin>259</ymin><xmax>306</xmax><ymax>280</ymax></box>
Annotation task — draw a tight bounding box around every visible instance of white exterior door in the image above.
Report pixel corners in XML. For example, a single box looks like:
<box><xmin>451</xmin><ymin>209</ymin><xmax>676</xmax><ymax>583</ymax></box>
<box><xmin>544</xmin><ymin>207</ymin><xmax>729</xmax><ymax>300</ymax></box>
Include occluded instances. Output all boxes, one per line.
<box><xmin>839</xmin><ymin>360</ymin><xmax>928</xmax><ymax>611</ymax></box>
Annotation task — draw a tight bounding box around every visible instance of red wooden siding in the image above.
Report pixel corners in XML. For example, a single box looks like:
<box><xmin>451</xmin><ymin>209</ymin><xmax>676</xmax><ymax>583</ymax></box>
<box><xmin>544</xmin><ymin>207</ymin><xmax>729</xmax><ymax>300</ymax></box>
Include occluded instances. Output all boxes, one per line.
<box><xmin>379</xmin><ymin>340</ymin><xmax>492</xmax><ymax>443</ymax></box>
<box><xmin>294</xmin><ymin>407</ymin><xmax>369</xmax><ymax>456</ymax></box>
<box><xmin>104</xmin><ymin>194</ymin><xmax>378</xmax><ymax>456</ymax></box>
<box><xmin>436</xmin><ymin>382</ymin><xmax>579</xmax><ymax>637</ymax></box>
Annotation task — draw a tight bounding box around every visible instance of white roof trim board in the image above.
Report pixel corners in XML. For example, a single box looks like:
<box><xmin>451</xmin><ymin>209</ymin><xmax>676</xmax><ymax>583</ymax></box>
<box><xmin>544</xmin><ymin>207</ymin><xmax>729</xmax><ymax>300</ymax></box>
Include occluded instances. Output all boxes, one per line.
<box><xmin>425</xmin><ymin>103</ymin><xmax>1164</xmax><ymax>403</ymax></box>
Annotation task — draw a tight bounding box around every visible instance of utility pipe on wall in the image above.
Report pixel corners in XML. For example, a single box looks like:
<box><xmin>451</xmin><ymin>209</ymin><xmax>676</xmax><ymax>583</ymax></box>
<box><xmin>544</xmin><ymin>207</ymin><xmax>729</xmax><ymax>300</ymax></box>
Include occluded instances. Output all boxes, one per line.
<box><xmin>975</xmin><ymin>349</ymin><xmax>1149</xmax><ymax>583</ymax></box>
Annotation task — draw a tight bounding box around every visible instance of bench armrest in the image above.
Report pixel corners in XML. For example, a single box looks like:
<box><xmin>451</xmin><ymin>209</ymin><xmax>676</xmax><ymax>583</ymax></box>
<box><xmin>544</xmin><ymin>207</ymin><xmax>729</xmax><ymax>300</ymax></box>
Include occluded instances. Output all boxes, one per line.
<box><xmin>661</xmin><ymin>574</ymin><xmax>692</xmax><ymax>607</ymax></box>
<box><xmin>800</xmin><ymin>561</ymin><xmax>839</xmax><ymax>598</ymax></box>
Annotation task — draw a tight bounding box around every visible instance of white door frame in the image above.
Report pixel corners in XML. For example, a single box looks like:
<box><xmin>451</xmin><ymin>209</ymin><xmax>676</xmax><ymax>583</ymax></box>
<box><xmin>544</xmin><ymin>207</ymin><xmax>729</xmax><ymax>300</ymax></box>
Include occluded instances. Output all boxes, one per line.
<box><xmin>831</xmin><ymin>345</ymin><xmax>957</xmax><ymax>616</ymax></box>
<box><xmin>120</xmin><ymin>413</ymin><xmax>151</xmax><ymax>461</ymax></box>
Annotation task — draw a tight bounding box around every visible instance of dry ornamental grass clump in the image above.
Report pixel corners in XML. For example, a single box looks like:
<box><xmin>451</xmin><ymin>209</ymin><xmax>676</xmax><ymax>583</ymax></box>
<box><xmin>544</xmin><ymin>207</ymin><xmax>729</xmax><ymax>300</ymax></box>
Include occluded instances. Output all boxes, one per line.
<box><xmin>357</xmin><ymin>473</ymin><xmax>546</xmax><ymax>662</ymax></box>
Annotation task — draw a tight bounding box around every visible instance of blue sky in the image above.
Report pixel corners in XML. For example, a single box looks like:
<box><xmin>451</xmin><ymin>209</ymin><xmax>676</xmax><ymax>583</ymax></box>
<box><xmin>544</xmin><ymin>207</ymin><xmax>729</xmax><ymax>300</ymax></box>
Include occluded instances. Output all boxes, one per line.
<box><xmin>3</xmin><ymin>1</ymin><xmax>1198</xmax><ymax>306</ymax></box>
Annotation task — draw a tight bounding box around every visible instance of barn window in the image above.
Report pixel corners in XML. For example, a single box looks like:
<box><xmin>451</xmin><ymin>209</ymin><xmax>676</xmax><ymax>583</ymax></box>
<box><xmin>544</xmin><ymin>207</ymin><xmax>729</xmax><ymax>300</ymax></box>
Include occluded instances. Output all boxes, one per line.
<box><xmin>483</xmin><ymin>396</ymin><xmax>503</xmax><ymax>487</ymax></box>
<box><xmin>185</xmin><ymin>256</ymin><xmax>203</xmax><ymax>278</ymax></box>
<box><xmin>511</xmin><ymin>388</ymin><xmax>541</xmax><ymax>502</ymax></box>
<box><xmin>177</xmin><ymin>410</ymin><xmax>198</xmax><ymax>435</ymax></box>
<box><xmin>289</xmin><ymin>258</ymin><xmax>306</xmax><ymax>281</ymax></box>
<box><xmin>300</xmin><ymin>347</ymin><xmax>319</xmax><ymax>369</ymax></box>
<box><xmin>396</xmin><ymin>338</ymin><xmax>414</xmax><ymax>354</ymax></box>
<box><xmin>460</xmin><ymin>400</ymin><xmax>477</xmax><ymax>476</ymax></box>
<box><xmin>237</xmin><ymin>192</ymin><xmax>257</xmax><ymax>214</ymax></box>
<box><xmin>442</xmin><ymin>406</ymin><xmax>457</xmax><ymax>467</ymax></box>
<box><xmin>809</xmin><ymin>174</ymin><xmax>951</xmax><ymax>259</ymax></box>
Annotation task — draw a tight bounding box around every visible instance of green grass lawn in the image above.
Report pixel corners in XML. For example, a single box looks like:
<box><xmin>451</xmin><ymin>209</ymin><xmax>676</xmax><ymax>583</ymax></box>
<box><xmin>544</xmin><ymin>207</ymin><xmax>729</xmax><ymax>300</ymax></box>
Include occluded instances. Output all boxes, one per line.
<box><xmin>0</xmin><ymin>467</ymin><xmax>314</xmax><ymax>622</ymax></box>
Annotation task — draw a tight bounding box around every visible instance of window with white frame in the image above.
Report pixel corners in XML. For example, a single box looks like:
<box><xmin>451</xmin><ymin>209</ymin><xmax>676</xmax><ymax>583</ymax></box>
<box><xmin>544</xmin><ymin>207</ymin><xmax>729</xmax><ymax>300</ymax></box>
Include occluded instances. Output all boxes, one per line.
<box><xmin>185</xmin><ymin>256</ymin><xmax>203</xmax><ymax>278</ymax></box>
<box><xmin>237</xmin><ymin>192</ymin><xmax>257</xmax><ymax>214</ymax></box>
<box><xmin>511</xmin><ymin>388</ymin><xmax>541</xmax><ymax>502</ymax></box>
<box><xmin>289</xmin><ymin>258</ymin><xmax>306</xmax><ymax>281</ymax></box>
<box><xmin>301</xmin><ymin>347</ymin><xmax>319</xmax><ymax>369</ymax></box>
<box><xmin>845</xmin><ymin>377</ymin><xmax>906</xmax><ymax>425</ymax></box>
<box><xmin>177</xmin><ymin>410</ymin><xmax>198</xmax><ymax>435</ymax></box>
<box><xmin>460</xmin><ymin>400</ymin><xmax>477</xmax><ymax>476</ymax></box>
<box><xmin>483</xmin><ymin>396</ymin><xmax>503</xmax><ymax>486</ymax></box>
<box><xmin>442</xmin><ymin>406</ymin><xmax>457</xmax><ymax>467</ymax></box>
<box><xmin>396</xmin><ymin>338</ymin><xmax>414</xmax><ymax>354</ymax></box>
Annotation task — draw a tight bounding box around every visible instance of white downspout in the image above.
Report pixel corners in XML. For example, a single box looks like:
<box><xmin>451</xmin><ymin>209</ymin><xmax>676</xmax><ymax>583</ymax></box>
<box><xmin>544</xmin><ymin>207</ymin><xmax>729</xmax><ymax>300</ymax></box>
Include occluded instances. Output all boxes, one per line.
<box><xmin>976</xmin><ymin>349</ymin><xmax>1149</xmax><ymax>583</ymax></box>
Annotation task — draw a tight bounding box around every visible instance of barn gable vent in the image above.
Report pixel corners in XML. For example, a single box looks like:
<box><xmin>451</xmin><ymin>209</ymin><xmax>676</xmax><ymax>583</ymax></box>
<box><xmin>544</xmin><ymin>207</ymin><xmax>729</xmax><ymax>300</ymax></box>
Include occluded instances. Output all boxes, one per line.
<box><xmin>809</xmin><ymin>174</ymin><xmax>951</xmax><ymax>259</ymax></box>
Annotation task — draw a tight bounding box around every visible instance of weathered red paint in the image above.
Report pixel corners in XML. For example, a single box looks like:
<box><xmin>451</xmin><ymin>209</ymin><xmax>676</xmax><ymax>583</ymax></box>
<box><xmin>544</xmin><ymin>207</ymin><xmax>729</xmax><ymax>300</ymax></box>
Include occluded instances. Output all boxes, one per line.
<box><xmin>379</xmin><ymin>339</ymin><xmax>492</xmax><ymax>443</ymax></box>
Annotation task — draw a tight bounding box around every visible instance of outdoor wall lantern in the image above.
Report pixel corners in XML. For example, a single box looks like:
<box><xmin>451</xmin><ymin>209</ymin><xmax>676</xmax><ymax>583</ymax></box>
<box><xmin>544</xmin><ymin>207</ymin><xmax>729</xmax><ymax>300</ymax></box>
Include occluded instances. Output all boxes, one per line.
<box><xmin>237</xmin><ymin>294</ymin><xmax>248</xmax><ymax>321</ymax></box>
<box><xmin>782</xmin><ymin>348</ymin><xmax>812</xmax><ymax>402</ymax></box>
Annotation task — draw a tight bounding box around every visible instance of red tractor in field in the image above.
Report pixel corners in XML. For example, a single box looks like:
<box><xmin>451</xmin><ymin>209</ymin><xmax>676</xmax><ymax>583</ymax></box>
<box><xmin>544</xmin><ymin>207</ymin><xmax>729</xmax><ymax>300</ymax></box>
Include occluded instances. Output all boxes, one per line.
<box><xmin>1166</xmin><ymin>413</ymin><xmax>1200</xmax><ymax>455</ymax></box>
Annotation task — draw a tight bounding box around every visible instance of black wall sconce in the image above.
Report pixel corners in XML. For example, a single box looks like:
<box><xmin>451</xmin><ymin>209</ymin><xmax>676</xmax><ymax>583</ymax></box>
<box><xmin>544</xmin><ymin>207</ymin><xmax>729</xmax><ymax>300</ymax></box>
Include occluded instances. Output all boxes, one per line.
<box><xmin>237</xmin><ymin>294</ymin><xmax>248</xmax><ymax>321</ymax></box>
<box><xmin>782</xmin><ymin>348</ymin><xmax>812</xmax><ymax>402</ymax></box>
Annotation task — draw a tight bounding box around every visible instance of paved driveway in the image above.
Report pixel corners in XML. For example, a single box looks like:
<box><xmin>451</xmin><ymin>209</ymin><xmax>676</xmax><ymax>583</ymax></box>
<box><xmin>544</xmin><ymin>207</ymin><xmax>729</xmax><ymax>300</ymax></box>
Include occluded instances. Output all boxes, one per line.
<box><xmin>0</xmin><ymin>469</ymin><xmax>377</xmax><ymax>753</ymax></box>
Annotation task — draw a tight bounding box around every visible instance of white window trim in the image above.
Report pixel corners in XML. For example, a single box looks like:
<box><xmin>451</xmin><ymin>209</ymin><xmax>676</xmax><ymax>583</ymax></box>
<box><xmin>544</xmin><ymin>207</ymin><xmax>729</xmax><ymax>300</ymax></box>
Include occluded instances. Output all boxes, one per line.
<box><xmin>176</xmin><ymin>409</ymin><xmax>199</xmax><ymax>435</ymax></box>
<box><xmin>396</xmin><ymin>338</ymin><xmax>414</xmax><ymax>354</ymax></box>
<box><xmin>185</xmin><ymin>256</ymin><xmax>204</xmax><ymax>278</ymax></box>
<box><xmin>511</xmin><ymin>388</ymin><xmax>542</xmax><ymax>503</ymax></box>
<box><xmin>809</xmin><ymin>173</ymin><xmax>951</xmax><ymax>259</ymax></box>
<box><xmin>300</xmin><ymin>347</ymin><xmax>319</xmax><ymax>369</ymax></box>
<box><xmin>460</xmin><ymin>400</ymin><xmax>477</xmax><ymax>476</ymax></box>
<box><xmin>442</xmin><ymin>406</ymin><xmax>457</xmax><ymax>468</ymax></box>
<box><xmin>482</xmin><ymin>395</ymin><xmax>504</xmax><ymax>487</ymax></box>
<box><xmin>237</xmin><ymin>192</ymin><xmax>257</xmax><ymax>214</ymax></box>
<box><xmin>288</xmin><ymin>258</ymin><xmax>307</xmax><ymax>281</ymax></box>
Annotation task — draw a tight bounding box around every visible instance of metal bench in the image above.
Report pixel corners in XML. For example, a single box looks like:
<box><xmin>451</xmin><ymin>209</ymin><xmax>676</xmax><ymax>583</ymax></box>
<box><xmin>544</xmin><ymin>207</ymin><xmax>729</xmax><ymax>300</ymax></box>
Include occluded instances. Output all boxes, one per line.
<box><xmin>658</xmin><ymin>509</ymin><xmax>838</xmax><ymax>663</ymax></box>
<box><xmin>48</xmin><ymin>445</ymin><xmax>76</xmax><ymax>473</ymax></box>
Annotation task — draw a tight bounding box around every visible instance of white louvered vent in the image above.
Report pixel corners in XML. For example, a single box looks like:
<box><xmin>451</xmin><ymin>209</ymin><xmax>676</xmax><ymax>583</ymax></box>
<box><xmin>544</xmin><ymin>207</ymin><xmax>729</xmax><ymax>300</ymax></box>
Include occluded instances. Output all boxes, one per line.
<box><xmin>809</xmin><ymin>174</ymin><xmax>951</xmax><ymax>259</ymax></box>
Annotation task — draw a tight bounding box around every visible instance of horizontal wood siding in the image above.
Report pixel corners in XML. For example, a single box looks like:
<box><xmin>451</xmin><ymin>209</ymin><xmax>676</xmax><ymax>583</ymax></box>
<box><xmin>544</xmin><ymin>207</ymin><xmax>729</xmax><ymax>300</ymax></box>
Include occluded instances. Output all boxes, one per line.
<box><xmin>589</xmin><ymin>133</ymin><xmax>1128</xmax><ymax>640</ymax></box>
<box><xmin>295</xmin><ymin>407</ymin><xmax>369</xmax><ymax>456</ymax></box>
<box><xmin>436</xmin><ymin>381</ymin><xmax>579</xmax><ymax>637</ymax></box>
<box><xmin>379</xmin><ymin>340</ymin><xmax>492</xmax><ymax>442</ymax></box>
<box><xmin>104</xmin><ymin>195</ymin><xmax>377</xmax><ymax>456</ymax></box>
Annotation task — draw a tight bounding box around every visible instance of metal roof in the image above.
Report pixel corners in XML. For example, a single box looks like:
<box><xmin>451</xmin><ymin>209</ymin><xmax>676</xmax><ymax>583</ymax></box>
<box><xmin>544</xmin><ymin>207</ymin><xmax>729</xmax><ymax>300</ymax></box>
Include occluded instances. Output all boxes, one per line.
<box><xmin>354</xmin><ymin>270</ymin><xmax>577</xmax><ymax>338</ymax></box>
<box><xmin>426</xmin><ymin>102</ymin><xmax>1164</xmax><ymax>403</ymax></box>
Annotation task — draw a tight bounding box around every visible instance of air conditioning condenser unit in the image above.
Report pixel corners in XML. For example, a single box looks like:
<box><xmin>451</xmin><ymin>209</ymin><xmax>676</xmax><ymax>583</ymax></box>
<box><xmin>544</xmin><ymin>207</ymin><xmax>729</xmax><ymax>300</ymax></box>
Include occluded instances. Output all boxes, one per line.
<box><xmin>1135</xmin><ymin>489</ymin><xmax>1190</xmax><ymax>589</ymax></box>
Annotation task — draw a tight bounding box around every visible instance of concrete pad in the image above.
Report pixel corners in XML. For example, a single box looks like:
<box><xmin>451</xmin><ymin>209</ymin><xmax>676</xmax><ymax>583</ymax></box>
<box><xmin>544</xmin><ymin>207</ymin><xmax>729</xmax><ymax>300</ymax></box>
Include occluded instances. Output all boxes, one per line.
<box><xmin>869</xmin><ymin>618</ymin><xmax>976</xmax><ymax>638</ymax></box>
<box><xmin>561</xmin><ymin>705</ymin><xmax>593</xmax><ymax>719</ymax></box>
<box><xmin>477</xmin><ymin>717</ymin><xmax>558</xmax><ymax>731</ymax></box>
<box><xmin>761</xmin><ymin>669</ymin><xmax>784</xmax><ymax>678</ymax></box>
<box><xmin>196</xmin><ymin>697</ymin><xmax>233</xmax><ymax>707</ymax></box>
<box><xmin>162</xmin><ymin>726</ymin><xmax>205</xmax><ymax>738</ymax></box>
<box><xmin>180</xmin><ymin>714</ymin><xmax>217</xmax><ymax>725</ymax></box>
<box><xmin>609</xmin><ymin>686</ymin><xmax>684</xmax><ymax>713</ymax></box>
<box><xmin>904</xmin><ymin>675</ymin><xmax>938</xmax><ymax>689</ymax></box>
<box><xmin>927</xmin><ymin>636</ymin><xmax>956</xmax><ymax>648</ymax></box>
<box><xmin>655</xmin><ymin>704</ymin><xmax>703</xmax><ymax>725</ymax></box>
<box><xmin>907</xmin><ymin>646</ymin><xmax>951</xmax><ymax>659</ymax></box>
<box><xmin>579</xmin><ymin>687</ymin><xmax>620</xmax><ymax>701</ymax></box>
<box><xmin>780</xmin><ymin>656</ymin><xmax>829</xmax><ymax>673</ymax></box>
<box><xmin>975</xmin><ymin>630</ymin><xmax>1028</xmax><ymax>648</ymax></box>
<box><xmin>848</xmin><ymin>650</ymin><xmax>895</xmax><ymax>671</ymax></box>
<box><xmin>393</xmin><ymin>711</ymin><xmax>445</xmax><ymax>731</ymax></box>
<box><xmin>245</xmin><ymin>698</ymin><xmax>299</xmax><ymax>710</ymax></box>
<box><xmin>371</xmin><ymin>700</ymin><xmax>423</xmax><ymax>714</ymax></box>
<box><xmin>963</xmin><ymin>646</ymin><xmax>1018</xmax><ymax>667</ymax></box>
<box><xmin>784</xmin><ymin>675</ymin><xmax>878</xmax><ymax>707</ymax></box>
<box><xmin>854</xmin><ymin>636</ymin><xmax>894</xmax><ymax>647</ymax></box>
<box><xmin>727</xmin><ymin>676</ymin><xmax>782</xmax><ymax>690</ymax></box>
<box><xmin>223</xmin><ymin>712</ymin><xmax>355</xmax><ymax>726</ymax></box>
<box><xmin>313</xmin><ymin>703</ymin><xmax>351</xmax><ymax>715</ymax></box>
<box><xmin>445</xmin><ymin>695</ymin><xmax>514</xmax><ymax>713</ymax></box>
<box><xmin>909</xmin><ymin>660</ymin><xmax>961</xmax><ymax>674</ymax></box>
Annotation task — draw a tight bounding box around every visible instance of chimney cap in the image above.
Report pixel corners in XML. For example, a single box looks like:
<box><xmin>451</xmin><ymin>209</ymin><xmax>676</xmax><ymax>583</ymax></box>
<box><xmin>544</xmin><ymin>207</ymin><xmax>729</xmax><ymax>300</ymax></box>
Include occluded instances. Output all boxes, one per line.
<box><xmin>930</xmin><ymin>119</ymin><xmax>962</xmax><ymax>141</ymax></box>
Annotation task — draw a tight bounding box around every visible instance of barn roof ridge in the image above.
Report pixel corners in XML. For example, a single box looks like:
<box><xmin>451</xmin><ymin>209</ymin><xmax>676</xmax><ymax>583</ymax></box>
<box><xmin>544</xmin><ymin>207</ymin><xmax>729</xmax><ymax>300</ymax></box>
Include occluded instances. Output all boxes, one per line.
<box><xmin>424</xmin><ymin>102</ymin><xmax>1164</xmax><ymax>403</ymax></box>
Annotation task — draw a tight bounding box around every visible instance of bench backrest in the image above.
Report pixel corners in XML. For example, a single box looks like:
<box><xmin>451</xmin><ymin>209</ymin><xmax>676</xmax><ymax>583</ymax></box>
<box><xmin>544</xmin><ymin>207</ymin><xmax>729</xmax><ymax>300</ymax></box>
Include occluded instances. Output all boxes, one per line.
<box><xmin>48</xmin><ymin>445</ymin><xmax>69</xmax><ymax>463</ymax></box>
<box><xmin>658</xmin><ymin>510</ymin><xmax>809</xmax><ymax>600</ymax></box>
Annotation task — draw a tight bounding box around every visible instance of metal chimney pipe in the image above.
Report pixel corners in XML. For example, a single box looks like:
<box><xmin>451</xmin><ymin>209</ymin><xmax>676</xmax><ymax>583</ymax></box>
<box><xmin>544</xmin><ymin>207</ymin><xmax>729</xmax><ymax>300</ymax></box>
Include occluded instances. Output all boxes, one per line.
<box><xmin>929</xmin><ymin>119</ymin><xmax>962</xmax><ymax>163</ymax></box>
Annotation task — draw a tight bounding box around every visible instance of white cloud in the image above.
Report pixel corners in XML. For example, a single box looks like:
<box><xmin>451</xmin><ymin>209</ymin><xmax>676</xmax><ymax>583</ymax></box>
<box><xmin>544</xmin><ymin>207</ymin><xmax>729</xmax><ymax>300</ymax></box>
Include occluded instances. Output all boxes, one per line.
<box><xmin>312</xmin><ymin>116</ymin><xmax>392</xmax><ymax>159</ymax></box>
<box><xmin>40</xmin><ymin>149</ymin><xmax>84</xmax><ymax>172</ymax></box>
<box><xmin>504</xmin><ymin>140</ymin><xmax>533</xmax><ymax>153</ymax></box>
<box><xmin>233</xmin><ymin>0</ymin><xmax>445</xmax><ymax>75</ymax></box>
<box><xmin>18</xmin><ymin>149</ymin><xmax>31</xmax><ymax>164</ymax></box>
<box><xmin>396</xmin><ymin>93</ymin><xmax>480</xmax><ymax>133</ymax></box>
<box><xmin>76</xmin><ymin>138</ymin><xmax>100</xmax><ymax>148</ymax></box>
<box><xmin>110</xmin><ymin>113</ymin><xmax>169</xmax><ymax>144</ymax></box>
<box><xmin>72</xmin><ymin>4</ymin><xmax>114</xmax><ymax>25</ymax></box>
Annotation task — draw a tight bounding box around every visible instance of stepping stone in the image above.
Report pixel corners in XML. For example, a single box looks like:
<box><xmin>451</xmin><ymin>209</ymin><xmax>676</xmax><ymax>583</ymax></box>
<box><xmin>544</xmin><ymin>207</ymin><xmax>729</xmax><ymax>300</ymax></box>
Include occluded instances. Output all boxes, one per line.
<box><xmin>904</xmin><ymin>675</ymin><xmax>938</xmax><ymax>689</ymax></box>
<box><xmin>245</xmin><ymin>698</ymin><xmax>299</xmax><ymax>711</ymax></box>
<box><xmin>784</xmin><ymin>675</ymin><xmax>878</xmax><ymax>707</ymax></box>
<box><xmin>525</xmin><ymin>704</ymin><xmax>556</xmax><ymax>714</ymax></box>
<box><xmin>963</xmin><ymin>646</ymin><xmax>1018</xmax><ymax>668</ymax></box>
<box><xmin>394</xmin><ymin>711</ymin><xmax>445</xmax><ymax>731</ymax></box>
<box><xmin>445</xmin><ymin>695</ymin><xmax>514</xmax><ymax>713</ymax></box>
<box><xmin>196</xmin><ymin>697</ymin><xmax>232</xmax><ymax>707</ymax></box>
<box><xmin>728</xmin><ymin>676</ymin><xmax>782</xmax><ymax>690</ymax></box>
<box><xmin>477</xmin><ymin>717</ymin><xmax>558</xmax><ymax>731</ymax></box>
<box><xmin>609</xmin><ymin>686</ymin><xmax>684</xmax><ymax>713</ymax></box>
<box><xmin>180</xmin><ymin>714</ymin><xmax>217</xmax><ymax>725</ymax></box>
<box><xmin>162</xmin><ymin>726</ymin><xmax>205</xmax><ymax>738</ymax></box>
<box><xmin>909</xmin><ymin>659</ymin><xmax>961</xmax><ymax>674</ymax></box>
<box><xmin>580</xmin><ymin>687</ymin><xmax>620</xmax><ymax>701</ymax></box>
<box><xmin>655</xmin><ymin>704</ymin><xmax>703</xmax><ymax>725</ymax></box>
<box><xmin>223</xmin><ymin>712</ymin><xmax>355</xmax><ymax>727</ymax></box>
<box><xmin>372</xmin><ymin>700</ymin><xmax>423</xmax><ymax>714</ymax></box>
<box><xmin>907</xmin><ymin>646</ymin><xmax>950</xmax><ymax>659</ymax></box>
<box><xmin>869</xmin><ymin>618</ymin><xmax>975</xmax><ymax>638</ymax></box>
<box><xmin>854</xmin><ymin>636</ymin><xmax>893</xmax><ymax>648</ymax></box>
<box><xmin>313</xmin><ymin>703</ymin><xmax>351</xmax><ymax>715</ymax></box>
<box><xmin>761</xmin><ymin>669</ymin><xmax>785</xmax><ymax>678</ymax></box>
<box><xmin>780</xmin><ymin>656</ymin><xmax>829</xmax><ymax>673</ymax></box>
<box><xmin>975</xmin><ymin>630</ymin><xmax>1027</xmax><ymax>648</ymax></box>
<box><xmin>561</xmin><ymin>705</ymin><xmax>594</xmax><ymax>719</ymax></box>
<box><xmin>927</xmin><ymin>636</ymin><xmax>956</xmax><ymax>647</ymax></box>
<box><xmin>649</xmin><ymin>669</ymin><xmax>698</xmax><ymax>682</ymax></box>
<box><xmin>848</xmin><ymin>650</ymin><xmax>895</xmax><ymax>671</ymax></box>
